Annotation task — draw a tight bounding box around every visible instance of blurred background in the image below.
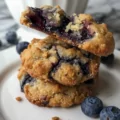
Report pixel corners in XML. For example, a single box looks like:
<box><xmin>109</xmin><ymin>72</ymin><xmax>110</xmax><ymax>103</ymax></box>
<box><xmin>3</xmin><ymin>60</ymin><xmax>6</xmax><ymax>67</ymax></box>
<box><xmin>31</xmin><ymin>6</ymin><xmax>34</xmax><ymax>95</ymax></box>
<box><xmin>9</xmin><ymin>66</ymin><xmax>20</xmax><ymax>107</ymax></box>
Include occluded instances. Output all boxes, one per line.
<box><xmin>0</xmin><ymin>0</ymin><xmax>120</xmax><ymax>51</ymax></box>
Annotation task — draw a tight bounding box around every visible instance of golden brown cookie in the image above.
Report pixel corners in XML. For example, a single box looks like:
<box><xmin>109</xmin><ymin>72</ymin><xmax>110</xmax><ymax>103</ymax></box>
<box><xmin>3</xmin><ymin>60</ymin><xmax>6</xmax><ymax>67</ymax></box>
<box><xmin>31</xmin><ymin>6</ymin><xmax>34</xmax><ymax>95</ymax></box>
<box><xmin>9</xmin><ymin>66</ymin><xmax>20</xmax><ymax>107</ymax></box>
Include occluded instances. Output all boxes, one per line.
<box><xmin>20</xmin><ymin>36</ymin><xmax>100</xmax><ymax>86</ymax></box>
<box><xmin>20</xmin><ymin>5</ymin><xmax>115</xmax><ymax>56</ymax></box>
<box><xmin>18</xmin><ymin>69</ymin><xmax>97</xmax><ymax>107</ymax></box>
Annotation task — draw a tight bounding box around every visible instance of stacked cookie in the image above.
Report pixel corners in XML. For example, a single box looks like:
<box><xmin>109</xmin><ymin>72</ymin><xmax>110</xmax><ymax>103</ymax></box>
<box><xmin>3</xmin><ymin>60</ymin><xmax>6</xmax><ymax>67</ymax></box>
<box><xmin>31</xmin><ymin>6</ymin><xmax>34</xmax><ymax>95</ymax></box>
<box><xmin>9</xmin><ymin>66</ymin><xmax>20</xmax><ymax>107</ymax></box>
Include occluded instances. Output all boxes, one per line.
<box><xmin>18</xmin><ymin>5</ymin><xmax>114</xmax><ymax>107</ymax></box>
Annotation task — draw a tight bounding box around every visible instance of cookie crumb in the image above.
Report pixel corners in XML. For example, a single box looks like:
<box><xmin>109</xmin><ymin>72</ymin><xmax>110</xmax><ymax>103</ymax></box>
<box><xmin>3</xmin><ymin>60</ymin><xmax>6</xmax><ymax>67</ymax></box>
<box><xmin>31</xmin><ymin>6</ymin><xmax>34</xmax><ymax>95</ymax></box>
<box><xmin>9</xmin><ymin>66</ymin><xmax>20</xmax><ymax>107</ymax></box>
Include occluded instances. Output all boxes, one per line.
<box><xmin>16</xmin><ymin>97</ymin><xmax>22</xmax><ymax>101</ymax></box>
<box><xmin>52</xmin><ymin>116</ymin><xmax>60</xmax><ymax>120</ymax></box>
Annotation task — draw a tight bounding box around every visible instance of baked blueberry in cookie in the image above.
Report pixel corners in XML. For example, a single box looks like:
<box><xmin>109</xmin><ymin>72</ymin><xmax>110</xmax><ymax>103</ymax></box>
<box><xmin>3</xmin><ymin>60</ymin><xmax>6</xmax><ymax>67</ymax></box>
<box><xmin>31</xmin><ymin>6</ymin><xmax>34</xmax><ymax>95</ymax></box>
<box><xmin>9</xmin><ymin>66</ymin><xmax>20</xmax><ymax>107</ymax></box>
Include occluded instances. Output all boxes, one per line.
<box><xmin>20</xmin><ymin>36</ymin><xmax>100</xmax><ymax>86</ymax></box>
<box><xmin>20</xmin><ymin>5</ymin><xmax>115</xmax><ymax>56</ymax></box>
<box><xmin>20</xmin><ymin>73</ymin><xmax>35</xmax><ymax>92</ymax></box>
<box><xmin>18</xmin><ymin>68</ymin><xmax>96</xmax><ymax>107</ymax></box>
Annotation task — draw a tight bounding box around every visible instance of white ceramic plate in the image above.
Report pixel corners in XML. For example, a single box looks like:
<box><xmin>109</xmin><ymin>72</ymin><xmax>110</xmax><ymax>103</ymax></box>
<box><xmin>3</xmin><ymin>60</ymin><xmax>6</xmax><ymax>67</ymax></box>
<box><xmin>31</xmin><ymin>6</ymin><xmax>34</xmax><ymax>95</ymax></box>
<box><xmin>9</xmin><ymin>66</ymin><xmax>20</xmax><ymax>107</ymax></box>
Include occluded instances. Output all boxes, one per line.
<box><xmin>0</xmin><ymin>29</ymin><xmax>120</xmax><ymax>120</ymax></box>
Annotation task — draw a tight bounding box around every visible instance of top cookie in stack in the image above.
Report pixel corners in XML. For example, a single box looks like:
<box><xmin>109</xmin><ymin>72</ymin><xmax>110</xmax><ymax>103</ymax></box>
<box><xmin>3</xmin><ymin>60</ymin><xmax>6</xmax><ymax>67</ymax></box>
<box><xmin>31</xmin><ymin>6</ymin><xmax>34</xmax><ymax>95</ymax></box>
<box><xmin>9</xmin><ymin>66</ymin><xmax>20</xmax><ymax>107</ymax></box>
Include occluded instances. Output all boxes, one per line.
<box><xmin>20</xmin><ymin>5</ymin><xmax>115</xmax><ymax>56</ymax></box>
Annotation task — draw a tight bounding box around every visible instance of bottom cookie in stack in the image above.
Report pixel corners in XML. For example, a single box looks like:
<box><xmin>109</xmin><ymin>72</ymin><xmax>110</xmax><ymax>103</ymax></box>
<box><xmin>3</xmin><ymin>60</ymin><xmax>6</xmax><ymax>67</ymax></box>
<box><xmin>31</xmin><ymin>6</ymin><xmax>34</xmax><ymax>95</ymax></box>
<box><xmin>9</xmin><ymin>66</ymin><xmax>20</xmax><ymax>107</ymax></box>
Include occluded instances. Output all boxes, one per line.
<box><xmin>18</xmin><ymin>67</ymin><xmax>98</xmax><ymax>108</ymax></box>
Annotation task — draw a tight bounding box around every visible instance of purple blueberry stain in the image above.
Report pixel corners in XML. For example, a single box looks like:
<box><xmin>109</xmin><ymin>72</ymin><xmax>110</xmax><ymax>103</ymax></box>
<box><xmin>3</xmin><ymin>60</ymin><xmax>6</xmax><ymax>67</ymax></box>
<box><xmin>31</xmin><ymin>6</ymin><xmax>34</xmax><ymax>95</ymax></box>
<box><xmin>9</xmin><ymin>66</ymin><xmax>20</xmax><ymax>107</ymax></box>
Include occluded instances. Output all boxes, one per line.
<box><xmin>27</xmin><ymin>7</ymin><xmax>70</xmax><ymax>33</ymax></box>
<box><xmin>27</xmin><ymin>7</ymin><xmax>45</xmax><ymax>30</ymax></box>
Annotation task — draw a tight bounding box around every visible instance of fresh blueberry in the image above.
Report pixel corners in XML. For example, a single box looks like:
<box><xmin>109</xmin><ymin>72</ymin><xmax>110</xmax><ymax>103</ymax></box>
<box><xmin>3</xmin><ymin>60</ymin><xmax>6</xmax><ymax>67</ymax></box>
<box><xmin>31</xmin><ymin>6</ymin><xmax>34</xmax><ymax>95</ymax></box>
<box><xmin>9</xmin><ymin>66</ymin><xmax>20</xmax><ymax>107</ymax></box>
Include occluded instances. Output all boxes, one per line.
<box><xmin>5</xmin><ymin>31</ymin><xmax>18</xmax><ymax>44</ymax></box>
<box><xmin>117</xmin><ymin>48</ymin><xmax>120</xmax><ymax>51</ymax></box>
<box><xmin>16</xmin><ymin>41</ymin><xmax>29</xmax><ymax>54</ymax></box>
<box><xmin>81</xmin><ymin>96</ymin><xmax>103</xmax><ymax>118</ymax></box>
<box><xmin>100</xmin><ymin>106</ymin><xmax>120</xmax><ymax>120</ymax></box>
<box><xmin>0</xmin><ymin>40</ymin><xmax>2</xmax><ymax>47</ymax></box>
<box><xmin>101</xmin><ymin>54</ymin><xmax>114</xmax><ymax>65</ymax></box>
<box><xmin>93</xmin><ymin>13</ymin><xmax>106</xmax><ymax>23</ymax></box>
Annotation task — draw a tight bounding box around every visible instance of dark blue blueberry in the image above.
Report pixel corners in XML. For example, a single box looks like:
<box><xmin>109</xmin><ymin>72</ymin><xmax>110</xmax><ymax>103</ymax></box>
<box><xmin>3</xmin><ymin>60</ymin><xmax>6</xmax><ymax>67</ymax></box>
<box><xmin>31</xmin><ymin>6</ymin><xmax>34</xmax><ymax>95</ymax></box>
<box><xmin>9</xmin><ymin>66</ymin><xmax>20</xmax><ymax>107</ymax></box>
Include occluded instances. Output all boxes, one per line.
<box><xmin>100</xmin><ymin>106</ymin><xmax>120</xmax><ymax>120</ymax></box>
<box><xmin>117</xmin><ymin>48</ymin><xmax>120</xmax><ymax>51</ymax></box>
<box><xmin>80</xmin><ymin>62</ymin><xmax>89</xmax><ymax>75</ymax></box>
<box><xmin>93</xmin><ymin>13</ymin><xmax>106</xmax><ymax>23</ymax></box>
<box><xmin>61</xmin><ymin>16</ymin><xmax>70</xmax><ymax>28</ymax></box>
<box><xmin>5</xmin><ymin>31</ymin><xmax>18</xmax><ymax>44</ymax></box>
<box><xmin>101</xmin><ymin>54</ymin><xmax>114</xmax><ymax>65</ymax></box>
<box><xmin>81</xmin><ymin>27</ymin><xmax>93</xmax><ymax>41</ymax></box>
<box><xmin>81</xmin><ymin>96</ymin><xmax>103</xmax><ymax>118</ymax></box>
<box><xmin>20</xmin><ymin>74</ymin><xmax>35</xmax><ymax>92</ymax></box>
<box><xmin>16</xmin><ymin>41</ymin><xmax>29</xmax><ymax>54</ymax></box>
<box><xmin>84</xmin><ymin>79</ymin><xmax>94</xmax><ymax>84</ymax></box>
<box><xmin>0</xmin><ymin>40</ymin><xmax>2</xmax><ymax>47</ymax></box>
<box><xmin>27</xmin><ymin>7</ymin><xmax>45</xmax><ymax>31</ymax></box>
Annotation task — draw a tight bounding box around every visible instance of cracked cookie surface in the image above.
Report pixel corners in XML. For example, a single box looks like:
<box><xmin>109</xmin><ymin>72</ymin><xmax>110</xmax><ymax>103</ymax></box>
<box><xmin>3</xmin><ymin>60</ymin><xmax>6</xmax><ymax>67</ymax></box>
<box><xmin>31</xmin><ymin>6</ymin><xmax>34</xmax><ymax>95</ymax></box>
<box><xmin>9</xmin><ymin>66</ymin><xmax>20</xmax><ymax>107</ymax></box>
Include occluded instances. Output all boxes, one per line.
<box><xmin>18</xmin><ymin>68</ymin><xmax>97</xmax><ymax>107</ymax></box>
<box><xmin>20</xmin><ymin>36</ymin><xmax>100</xmax><ymax>86</ymax></box>
<box><xmin>20</xmin><ymin>5</ymin><xmax>115</xmax><ymax>56</ymax></box>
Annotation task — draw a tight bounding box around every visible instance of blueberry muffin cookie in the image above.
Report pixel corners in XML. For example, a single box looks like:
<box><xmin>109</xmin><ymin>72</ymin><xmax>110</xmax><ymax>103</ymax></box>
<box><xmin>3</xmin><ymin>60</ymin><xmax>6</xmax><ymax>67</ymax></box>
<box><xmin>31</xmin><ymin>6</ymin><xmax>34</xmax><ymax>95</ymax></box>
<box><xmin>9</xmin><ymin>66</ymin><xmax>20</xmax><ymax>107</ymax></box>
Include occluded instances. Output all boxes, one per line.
<box><xmin>20</xmin><ymin>5</ymin><xmax>114</xmax><ymax>56</ymax></box>
<box><xmin>18</xmin><ymin>67</ymin><xmax>97</xmax><ymax>107</ymax></box>
<box><xmin>20</xmin><ymin>36</ymin><xmax>100</xmax><ymax>86</ymax></box>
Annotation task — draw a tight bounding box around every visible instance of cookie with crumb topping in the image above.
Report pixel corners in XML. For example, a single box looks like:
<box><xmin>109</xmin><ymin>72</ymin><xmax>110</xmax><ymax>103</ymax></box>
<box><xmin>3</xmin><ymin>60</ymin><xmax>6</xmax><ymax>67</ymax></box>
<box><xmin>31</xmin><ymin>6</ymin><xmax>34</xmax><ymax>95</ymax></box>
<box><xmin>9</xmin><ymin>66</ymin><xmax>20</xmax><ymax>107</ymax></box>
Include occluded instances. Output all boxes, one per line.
<box><xmin>20</xmin><ymin>5</ymin><xmax>114</xmax><ymax>56</ymax></box>
<box><xmin>18</xmin><ymin>69</ymin><xmax>97</xmax><ymax>107</ymax></box>
<box><xmin>20</xmin><ymin>36</ymin><xmax>100</xmax><ymax>86</ymax></box>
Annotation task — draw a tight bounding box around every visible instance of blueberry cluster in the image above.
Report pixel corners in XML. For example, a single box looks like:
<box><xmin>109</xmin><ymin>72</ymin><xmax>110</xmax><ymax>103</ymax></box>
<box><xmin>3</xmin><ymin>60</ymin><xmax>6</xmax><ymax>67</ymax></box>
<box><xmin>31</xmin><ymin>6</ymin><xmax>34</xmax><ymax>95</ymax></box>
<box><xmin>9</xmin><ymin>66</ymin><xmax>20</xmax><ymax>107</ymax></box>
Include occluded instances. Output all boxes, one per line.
<box><xmin>0</xmin><ymin>31</ymin><xmax>29</xmax><ymax>53</ymax></box>
<box><xmin>81</xmin><ymin>96</ymin><xmax>120</xmax><ymax>120</ymax></box>
<box><xmin>6</xmin><ymin>31</ymin><xmax>29</xmax><ymax>54</ymax></box>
